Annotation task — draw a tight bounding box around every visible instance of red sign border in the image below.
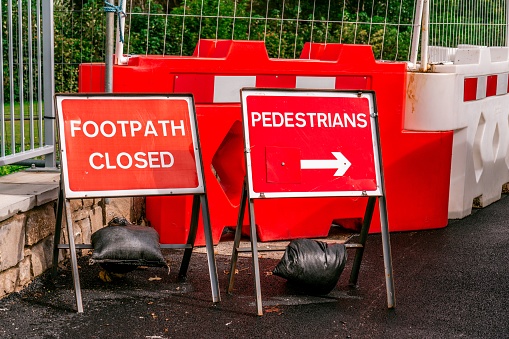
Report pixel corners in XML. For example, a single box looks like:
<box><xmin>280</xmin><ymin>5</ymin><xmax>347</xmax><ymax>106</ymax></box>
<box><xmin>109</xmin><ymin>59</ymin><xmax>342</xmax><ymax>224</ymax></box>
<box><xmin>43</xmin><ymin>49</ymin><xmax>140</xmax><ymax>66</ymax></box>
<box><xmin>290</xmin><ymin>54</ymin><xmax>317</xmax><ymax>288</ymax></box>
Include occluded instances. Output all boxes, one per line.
<box><xmin>55</xmin><ymin>94</ymin><xmax>205</xmax><ymax>198</ymax></box>
<box><xmin>241</xmin><ymin>88</ymin><xmax>383</xmax><ymax>199</ymax></box>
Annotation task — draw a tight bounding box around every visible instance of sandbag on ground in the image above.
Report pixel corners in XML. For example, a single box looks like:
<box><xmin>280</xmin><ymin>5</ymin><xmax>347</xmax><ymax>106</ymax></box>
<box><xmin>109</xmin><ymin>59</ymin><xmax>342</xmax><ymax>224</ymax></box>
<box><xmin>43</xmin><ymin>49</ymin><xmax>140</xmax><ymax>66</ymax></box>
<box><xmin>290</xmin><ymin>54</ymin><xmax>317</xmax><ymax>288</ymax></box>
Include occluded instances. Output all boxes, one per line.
<box><xmin>90</xmin><ymin>217</ymin><xmax>167</xmax><ymax>274</ymax></box>
<box><xmin>273</xmin><ymin>238</ymin><xmax>347</xmax><ymax>295</ymax></box>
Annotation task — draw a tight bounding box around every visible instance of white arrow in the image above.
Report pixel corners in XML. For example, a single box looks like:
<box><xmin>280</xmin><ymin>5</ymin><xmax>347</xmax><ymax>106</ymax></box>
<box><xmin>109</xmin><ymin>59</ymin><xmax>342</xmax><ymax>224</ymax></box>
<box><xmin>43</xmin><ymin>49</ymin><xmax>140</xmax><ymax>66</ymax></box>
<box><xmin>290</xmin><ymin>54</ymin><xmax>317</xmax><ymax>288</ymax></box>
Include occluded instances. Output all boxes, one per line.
<box><xmin>300</xmin><ymin>152</ymin><xmax>351</xmax><ymax>176</ymax></box>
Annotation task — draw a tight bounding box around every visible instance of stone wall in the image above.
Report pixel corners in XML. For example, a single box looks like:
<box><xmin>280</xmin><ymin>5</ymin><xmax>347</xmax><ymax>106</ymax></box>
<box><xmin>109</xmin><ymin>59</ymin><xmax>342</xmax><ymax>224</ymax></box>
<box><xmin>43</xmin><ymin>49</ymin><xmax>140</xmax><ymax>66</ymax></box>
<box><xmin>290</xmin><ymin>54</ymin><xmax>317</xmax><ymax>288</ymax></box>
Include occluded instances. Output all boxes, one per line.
<box><xmin>0</xmin><ymin>171</ymin><xmax>144</xmax><ymax>299</ymax></box>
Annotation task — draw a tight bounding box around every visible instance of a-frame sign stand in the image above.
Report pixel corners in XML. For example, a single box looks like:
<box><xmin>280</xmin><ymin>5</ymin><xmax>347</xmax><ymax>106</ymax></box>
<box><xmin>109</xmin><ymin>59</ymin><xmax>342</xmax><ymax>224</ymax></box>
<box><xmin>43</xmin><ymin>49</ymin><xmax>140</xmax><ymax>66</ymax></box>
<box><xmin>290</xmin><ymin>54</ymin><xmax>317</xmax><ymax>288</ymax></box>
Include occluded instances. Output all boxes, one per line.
<box><xmin>227</xmin><ymin>88</ymin><xmax>395</xmax><ymax>316</ymax></box>
<box><xmin>51</xmin><ymin>94</ymin><xmax>220</xmax><ymax>312</ymax></box>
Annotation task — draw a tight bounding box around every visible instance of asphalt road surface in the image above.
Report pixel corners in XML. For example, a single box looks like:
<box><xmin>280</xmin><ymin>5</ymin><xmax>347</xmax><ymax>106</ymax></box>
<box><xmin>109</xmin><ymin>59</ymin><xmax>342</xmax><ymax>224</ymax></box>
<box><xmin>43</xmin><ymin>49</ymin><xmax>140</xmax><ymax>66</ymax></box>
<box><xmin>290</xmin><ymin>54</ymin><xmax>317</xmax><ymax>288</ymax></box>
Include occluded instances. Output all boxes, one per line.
<box><xmin>1</xmin><ymin>195</ymin><xmax>509</xmax><ymax>338</ymax></box>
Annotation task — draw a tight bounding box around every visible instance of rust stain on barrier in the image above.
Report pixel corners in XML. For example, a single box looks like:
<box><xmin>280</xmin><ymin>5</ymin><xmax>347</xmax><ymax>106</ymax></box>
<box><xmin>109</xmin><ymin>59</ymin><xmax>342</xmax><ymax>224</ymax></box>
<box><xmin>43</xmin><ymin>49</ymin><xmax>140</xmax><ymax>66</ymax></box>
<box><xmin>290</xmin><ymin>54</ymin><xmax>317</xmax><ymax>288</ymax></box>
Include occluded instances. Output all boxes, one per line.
<box><xmin>407</xmin><ymin>73</ymin><xmax>417</xmax><ymax>115</ymax></box>
<box><xmin>406</xmin><ymin>72</ymin><xmax>430</xmax><ymax>117</ymax></box>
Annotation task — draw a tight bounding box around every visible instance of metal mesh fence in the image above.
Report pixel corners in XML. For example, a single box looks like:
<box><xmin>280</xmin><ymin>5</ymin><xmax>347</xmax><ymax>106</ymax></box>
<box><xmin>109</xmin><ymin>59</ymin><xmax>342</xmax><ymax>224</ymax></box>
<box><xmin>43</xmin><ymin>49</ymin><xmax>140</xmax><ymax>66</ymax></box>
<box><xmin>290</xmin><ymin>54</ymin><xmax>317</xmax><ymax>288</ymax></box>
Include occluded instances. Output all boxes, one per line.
<box><xmin>0</xmin><ymin>0</ymin><xmax>49</xmax><ymax>166</ymax></box>
<box><xmin>428</xmin><ymin>0</ymin><xmax>508</xmax><ymax>63</ymax></box>
<box><xmin>52</xmin><ymin>0</ymin><xmax>509</xmax><ymax>94</ymax></box>
<box><xmin>53</xmin><ymin>0</ymin><xmax>419</xmax><ymax>94</ymax></box>
<box><xmin>3</xmin><ymin>0</ymin><xmax>508</xmax><ymax>168</ymax></box>
<box><xmin>57</xmin><ymin>1</ymin><xmax>418</xmax><ymax>61</ymax></box>
<box><xmin>119</xmin><ymin>0</ymin><xmax>417</xmax><ymax>61</ymax></box>
<box><xmin>54</xmin><ymin>0</ymin><xmax>106</xmax><ymax>94</ymax></box>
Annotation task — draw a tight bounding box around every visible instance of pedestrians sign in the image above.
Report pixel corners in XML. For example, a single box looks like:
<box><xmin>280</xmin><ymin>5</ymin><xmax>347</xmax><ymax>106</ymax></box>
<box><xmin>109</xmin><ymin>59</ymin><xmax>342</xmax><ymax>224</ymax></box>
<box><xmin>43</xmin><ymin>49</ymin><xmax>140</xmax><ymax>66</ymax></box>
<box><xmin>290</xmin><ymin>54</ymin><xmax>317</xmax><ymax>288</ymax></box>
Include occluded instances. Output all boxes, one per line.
<box><xmin>241</xmin><ymin>89</ymin><xmax>382</xmax><ymax>198</ymax></box>
<box><xmin>228</xmin><ymin>89</ymin><xmax>395</xmax><ymax>316</ymax></box>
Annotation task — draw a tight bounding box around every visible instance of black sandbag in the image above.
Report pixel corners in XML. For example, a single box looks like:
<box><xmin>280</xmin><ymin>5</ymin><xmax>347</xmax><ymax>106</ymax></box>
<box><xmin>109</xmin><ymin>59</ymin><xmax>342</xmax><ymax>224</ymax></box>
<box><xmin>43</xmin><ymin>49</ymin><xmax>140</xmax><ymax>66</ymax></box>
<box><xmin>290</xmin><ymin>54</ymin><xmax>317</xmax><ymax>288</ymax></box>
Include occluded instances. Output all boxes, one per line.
<box><xmin>273</xmin><ymin>238</ymin><xmax>347</xmax><ymax>295</ymax></box>
<box><xmin>90</xmin><ymin>223</ymin><xmax>167</xmax><ymax>270</ymax></box>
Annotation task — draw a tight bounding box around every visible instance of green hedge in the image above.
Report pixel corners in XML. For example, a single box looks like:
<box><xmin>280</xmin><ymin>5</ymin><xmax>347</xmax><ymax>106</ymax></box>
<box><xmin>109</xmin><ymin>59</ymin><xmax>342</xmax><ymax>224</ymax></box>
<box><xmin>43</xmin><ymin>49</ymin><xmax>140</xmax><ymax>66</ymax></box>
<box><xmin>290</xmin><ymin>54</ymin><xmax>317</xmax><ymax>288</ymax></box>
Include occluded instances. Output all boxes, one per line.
<box><xmin>50</xmin><ymin>0</ymin><xmax>416</xmax><ymax>94</ymax></box>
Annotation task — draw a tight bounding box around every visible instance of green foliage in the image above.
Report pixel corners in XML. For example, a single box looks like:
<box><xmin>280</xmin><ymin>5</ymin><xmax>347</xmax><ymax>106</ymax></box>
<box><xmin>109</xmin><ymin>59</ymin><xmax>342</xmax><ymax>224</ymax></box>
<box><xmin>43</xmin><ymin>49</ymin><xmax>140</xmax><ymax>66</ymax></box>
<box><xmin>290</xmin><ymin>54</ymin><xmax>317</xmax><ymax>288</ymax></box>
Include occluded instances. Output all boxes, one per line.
<box><xmin>1</xmin><ymin>0</ymin><xmax>42</xmax><ymax>102</ymax></box>
<box><xmin>11</xmin><ymin>0</ymin><xmax>506</xmax><ymax>97</ymax></box>
<box><xmin>54</xmin><ymin>0</ymin><xmax>106</xmax><ymax>93</ymax></box>
<box><xmin>0</xmin><ymin>0</ymin><xmax>504</xmax><ymax>99</ymax></box>
<box><xmin>0</xmin><ymin>165</ymin><xmax>27</xmax><ymax>176</ymax></box>
<box><xmin>141</xmin><ymin>0</ymin><xmax>417</xmax><ymax>59</ymax></box>
<box><xmin>0</xmin><ymin>0</ymin><xmax>419</xmax><ymax>98</ymax></box>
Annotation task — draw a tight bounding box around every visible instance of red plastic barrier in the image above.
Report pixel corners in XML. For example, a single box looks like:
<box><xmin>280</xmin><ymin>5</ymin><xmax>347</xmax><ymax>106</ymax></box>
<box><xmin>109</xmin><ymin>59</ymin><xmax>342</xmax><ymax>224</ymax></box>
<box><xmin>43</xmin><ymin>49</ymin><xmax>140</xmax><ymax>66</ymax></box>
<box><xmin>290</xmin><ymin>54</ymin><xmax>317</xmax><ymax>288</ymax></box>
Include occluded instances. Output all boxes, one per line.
<box><xmin>79</xmin><ymin>40</ymin><xmax>453</xmax><ymax>245</ymax></box>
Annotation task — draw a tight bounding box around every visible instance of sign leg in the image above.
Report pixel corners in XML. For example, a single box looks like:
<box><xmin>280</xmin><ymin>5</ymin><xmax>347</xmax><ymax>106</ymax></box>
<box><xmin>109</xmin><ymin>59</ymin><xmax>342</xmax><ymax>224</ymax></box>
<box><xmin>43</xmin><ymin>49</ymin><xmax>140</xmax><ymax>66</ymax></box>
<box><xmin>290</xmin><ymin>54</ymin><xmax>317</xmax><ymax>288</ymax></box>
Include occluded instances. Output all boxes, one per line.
<box><xmin>349</xmin><ymin>196</ymin><xmax>376</xmax><ymax>286</ymax></box>
<box><xmin>227</xmin><ymin>182</ymin><xmax>248</xmax><ymax>294</ymax></box>
<box><xmin>379</xmin><ymin>195</ymin><xmax>396</xmax><ymax>308</ymax></box>
<box><xmin>64</xmin><ymin>200</ymin><xmax>83</xmax><ymax>313</ymax></box>
<box><xmin>51</xmin><ymin>187</ymin><xmax>64</xmax><ymax>279</ymax></box>
<box><xmin>200</xmin><ymin>194</ymin><xmax>221</xmax><ymax>303</ymax></box>
<box><xmin>248</xmin><ymin>199</ymin><xmax>263</xmax><ymax>316</ymax></box>
<box><xmin>178</xmin><ymin>195</ymin><xmax>200</xmax><ymax>281</ymax></box>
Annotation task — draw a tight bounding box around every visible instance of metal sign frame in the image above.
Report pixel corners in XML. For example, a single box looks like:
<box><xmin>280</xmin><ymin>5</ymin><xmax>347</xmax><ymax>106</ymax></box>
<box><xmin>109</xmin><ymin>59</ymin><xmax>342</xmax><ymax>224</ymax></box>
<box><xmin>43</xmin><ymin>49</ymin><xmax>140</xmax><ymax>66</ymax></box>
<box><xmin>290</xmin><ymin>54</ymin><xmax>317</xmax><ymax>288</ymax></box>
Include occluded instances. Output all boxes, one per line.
<box><xmin>228</xmin><ymin>88</ymin><xmax>395</xmax><ymax>315</ymax></box>
<box><xmin>241</xmin><ymin>89</ymin><xmax>383</xmax><ymax>198</ymax></box>
<box><xmin>55</xmin><ymin>94</ymin><xmax>205</xmax><ymax>198</ymax></box>
<box><xmin>52</xmin><ymin>94</ymin><xmax>220</xmax><ymax>312</ymax></box>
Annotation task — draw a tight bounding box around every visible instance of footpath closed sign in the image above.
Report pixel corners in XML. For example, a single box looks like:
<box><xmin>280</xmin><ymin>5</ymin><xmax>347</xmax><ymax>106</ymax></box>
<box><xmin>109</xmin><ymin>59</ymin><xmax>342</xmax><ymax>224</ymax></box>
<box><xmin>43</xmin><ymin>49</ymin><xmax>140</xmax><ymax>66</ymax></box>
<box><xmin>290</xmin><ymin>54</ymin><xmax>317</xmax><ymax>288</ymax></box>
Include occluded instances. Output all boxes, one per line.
<box><xmin>241</xmin><ymin>89</ymin><xmax>382</xmax><ymax>198</ymax></box>
<box><xmin>56</xmin><ymin>94</ymin><xmax>204</xmax><ymax>198</ymax></box>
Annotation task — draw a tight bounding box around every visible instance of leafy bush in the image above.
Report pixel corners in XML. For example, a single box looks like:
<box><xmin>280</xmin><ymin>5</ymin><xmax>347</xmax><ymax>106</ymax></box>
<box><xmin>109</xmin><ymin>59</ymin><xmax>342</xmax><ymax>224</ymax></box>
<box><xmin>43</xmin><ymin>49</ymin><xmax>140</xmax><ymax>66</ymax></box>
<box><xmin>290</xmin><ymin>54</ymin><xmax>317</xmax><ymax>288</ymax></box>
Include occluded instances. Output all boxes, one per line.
<box><xmin>0</xmin><ymin>165</ymin><xmax>27</xmax><ymax>176</ymax></box>
<box><xmin>2</xmin><ymin>0</ymin><xmax>444</xmax><ymax>98</ymax></box>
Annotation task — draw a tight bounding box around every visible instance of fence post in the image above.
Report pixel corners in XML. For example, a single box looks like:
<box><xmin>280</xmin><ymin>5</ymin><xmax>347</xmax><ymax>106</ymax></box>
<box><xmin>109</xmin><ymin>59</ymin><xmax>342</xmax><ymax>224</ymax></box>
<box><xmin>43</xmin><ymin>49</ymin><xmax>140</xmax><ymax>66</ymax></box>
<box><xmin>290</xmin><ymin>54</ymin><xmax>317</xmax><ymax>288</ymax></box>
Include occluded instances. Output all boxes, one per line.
<box><xmin>409</xmin><ymin>0</ymin><xmax>425</xmax><ymax>68</ymax></box>
<box><xmin>506</xmin><ymin>0</ymin><xmax>509</xmax><ymax>47</ymax></box>
<box><xmin>103</xmin><ymin>2</ymin><xmax>116</xmax><ymax>207</ymax></box>
<box><xmin>42</xmin><ymin>0</ymin><xmax>56</xmax><ymax>168</ymax></box>
<box><xmin>419</xmin><ymin>0</ymin><xmax>430</xmax><ymax>72</ymax></box>
<box><xmin>115</xmin><ymin>0</ymin><xmax>128</xmax><ymax>65</ymax></box>
<box><xmin>105</xmin><ymin>11</ymin><xmax>114</xmax><ymax>93</ymax></box>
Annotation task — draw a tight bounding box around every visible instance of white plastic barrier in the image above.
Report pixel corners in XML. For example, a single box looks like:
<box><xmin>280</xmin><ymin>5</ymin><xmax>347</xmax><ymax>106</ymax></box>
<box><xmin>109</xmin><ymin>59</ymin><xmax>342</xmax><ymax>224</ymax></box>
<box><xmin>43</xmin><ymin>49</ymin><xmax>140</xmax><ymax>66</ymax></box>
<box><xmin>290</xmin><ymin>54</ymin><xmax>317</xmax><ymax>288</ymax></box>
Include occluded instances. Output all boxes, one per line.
<box><xmin>405</xmin><ymin>46</ymin><xmax>509</xmax><ymax>219</ymax></box>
